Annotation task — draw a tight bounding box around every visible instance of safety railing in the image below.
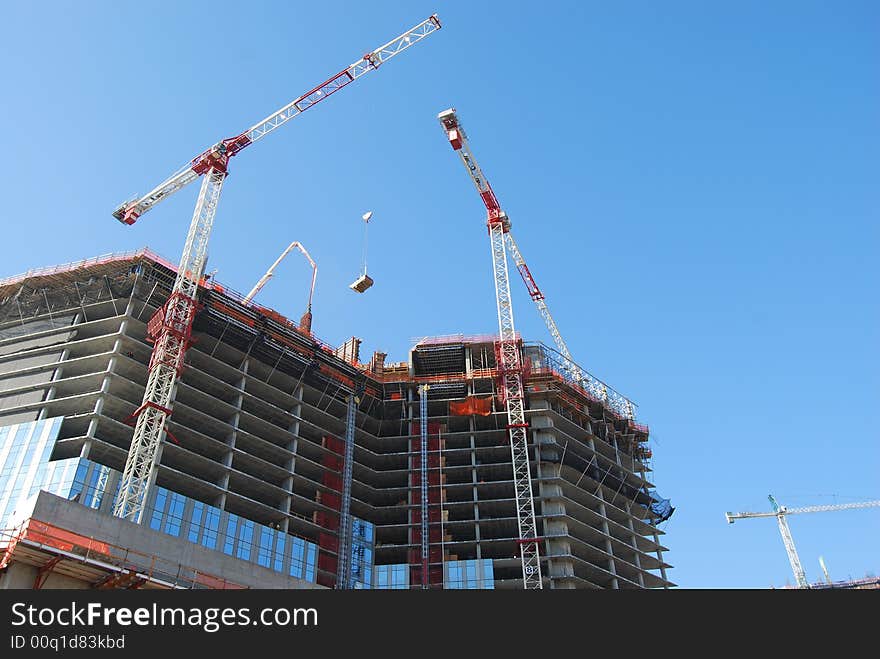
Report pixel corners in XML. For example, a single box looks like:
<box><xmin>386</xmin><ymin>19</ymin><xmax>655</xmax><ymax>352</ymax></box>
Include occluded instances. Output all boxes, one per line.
<box><xmin>0</xmin><ymin>519</ymin><xmax>246</xmax><ymax>589</ymax></box>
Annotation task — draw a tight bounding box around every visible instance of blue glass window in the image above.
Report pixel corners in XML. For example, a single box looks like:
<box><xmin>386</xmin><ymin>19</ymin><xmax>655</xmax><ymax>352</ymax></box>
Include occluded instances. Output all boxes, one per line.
<box><xmin>202</xmin><ymin>507</ymin><xmax>220</xmax><ymax>550</ymax></box>
<box><xmin>163</xmin><ymin>492</ymin><xmax>185</xmax><ymax>537</ymax></box>
<box><xmin>392</xmin><ymin>564</ymin><xmax>407</xmax><ymax>589</ymax></box>
<box><xmin>189</xmin><ymin>501</ymin><xmax>205</xmax><ymax>543</ymax></box>
<box><xmin>224</xmin><ymin>514</ymin><xmax>238</xmax><ymax>555</ymax></box>
<box><xmin>68</xmin><ymin>462</ymin><xmax>89</xmax><ymax>503</ymax></box>
<box><xmin>150</xmin><ymin>488</ymin><xmax>168</xmax><ymax>531</ymax></box>
<box><xmin>289</xmin><ymin>537</ymin><xmax>304</xmax><ymax>578</ymax></box>
<box><xmin>305</xmin><ymin>543</ymin><xmax>317</xmax><ymax>582</ymax></box>
<box><xmin>258</xmin><ymin>528</ymin><xmax>273</xmax><ymax>568</ymax></box>
<box><xmin>482</xmin><ymin>560</ymin><xmax>494</xmax><ymax>588</ymax></box>
<box><xmin>274</xmin><ymin>534</ymin><xmax>286</xmax><ymax>573</ymax></box>
<box><xmin>466</xmin><ymin>561</ymin><xmax>477</xmax><ymax>586</ymax></box>
<box><xmin>237</xmin><ymin>519</ymin><xmax>254</xmax><ymax>560</ymax></box>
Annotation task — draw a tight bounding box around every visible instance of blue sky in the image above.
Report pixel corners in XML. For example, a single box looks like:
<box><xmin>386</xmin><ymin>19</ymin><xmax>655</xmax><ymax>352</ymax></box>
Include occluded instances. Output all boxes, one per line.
<box><xmin>1</xmin><ymin>1</ymin><xmax>877</xmax><ymax>588</ymax></box>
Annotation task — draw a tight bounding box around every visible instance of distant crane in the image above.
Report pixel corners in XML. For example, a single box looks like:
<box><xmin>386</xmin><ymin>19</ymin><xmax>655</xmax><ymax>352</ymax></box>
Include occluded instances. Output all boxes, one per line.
<box><xmin>818</xmin><ymin>556</ymin><xmax>832</xmax><ymax>585</ymax></box>
<box><xmin>243</xmin><ymin>241</ymin><xmax>317</xmax><ymax>333</ymax></box>
<box><xmin>726</xmin><ymin>495</ymin><xmax>880</xmax><ymax>588</ymax></box>
<box><xmin>110</xmin><ymin>15</ymin><xmax>442</xmax><ymax>523</ymax></box>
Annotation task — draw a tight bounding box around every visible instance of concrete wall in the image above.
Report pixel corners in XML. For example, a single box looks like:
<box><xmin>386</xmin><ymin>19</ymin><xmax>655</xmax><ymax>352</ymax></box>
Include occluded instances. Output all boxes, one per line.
<box><xmin>1</xmin><ymin>562</ymin><xmax>88</xmax><ymax>589</ymax></box>
<box><xmin>2</xmin><ymin>492</ymin><xmax>324</xmax><ymax>590</ymax></box>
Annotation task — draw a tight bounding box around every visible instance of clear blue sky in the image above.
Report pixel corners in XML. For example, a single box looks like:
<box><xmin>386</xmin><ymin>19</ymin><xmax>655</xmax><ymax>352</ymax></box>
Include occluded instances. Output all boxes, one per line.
<box><xmin>1</xmin><ymin>1</ymin><xmax>877</xmax><ymax>588</ymax></box>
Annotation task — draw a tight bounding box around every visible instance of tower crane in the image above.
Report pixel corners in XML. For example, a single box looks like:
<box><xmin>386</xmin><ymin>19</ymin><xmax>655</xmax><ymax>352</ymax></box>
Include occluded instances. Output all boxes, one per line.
<box><xmin>437</xmin><ymin>108</ymin><xmax>543</xmax><ymax>589</ymax></box>
<box><xmin>111</xmin><ymin>15</ymin><xmax>442</xmax><ymax>523</ymax></box>
<box><xmin>436</xmin><ymin>111</ymin><xmax>633</xmax><ymax>420</ymax></box>
<box><xmin>243</xmin><ymin>241</ymin><xmax>317</xmax><ymax>332</ymax></box>
<box><xmin>818</xmin><ymin>556</ymin><xmax>832</xmax><ymax>585</ymax></box>
<box><xmin>726</xmin><ymin>495</ymin><xmax>880</xmax><ymax>588</ymax></box>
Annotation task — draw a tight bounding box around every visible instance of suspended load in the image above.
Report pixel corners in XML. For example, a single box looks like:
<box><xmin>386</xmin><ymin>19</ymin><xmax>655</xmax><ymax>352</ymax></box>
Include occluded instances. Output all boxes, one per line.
<box><xmin>350</xmin><ymin>211</ymin><xmax>374</xmax><ymax>293</ymax></box>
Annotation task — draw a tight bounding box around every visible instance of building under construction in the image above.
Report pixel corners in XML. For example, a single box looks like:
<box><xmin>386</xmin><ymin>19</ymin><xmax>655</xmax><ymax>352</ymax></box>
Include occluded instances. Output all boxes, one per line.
<box><xmin>0</xmin><ymin>250</ymin><xmax>673</xmax><ymax>589</ymax></box>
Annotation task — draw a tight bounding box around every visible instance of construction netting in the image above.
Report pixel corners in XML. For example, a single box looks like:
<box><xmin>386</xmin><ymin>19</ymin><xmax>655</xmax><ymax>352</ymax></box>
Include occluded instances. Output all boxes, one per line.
<box><xmin>448</xmin><ymin>395</ymin><xmax>493</xmax><ymax>417</ymax></box>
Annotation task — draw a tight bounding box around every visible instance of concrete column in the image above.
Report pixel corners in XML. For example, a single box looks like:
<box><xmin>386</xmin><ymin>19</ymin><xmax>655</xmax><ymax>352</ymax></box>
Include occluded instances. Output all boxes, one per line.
<box><xmin>653</xmin><ymin>530</ymin><xmax>669</xmax><ymax>587</ymax></box>
<box><xmin>38</xmin><ymin>347</ymin><xmax>70</xmax><ymax>421</ymax></box>
<box><xmin>37</xmin><ymin>312</ymin><xmax>82</xmax><ymax>420</ymax></box>
<box><xmin>637</xmin><ymin>464</ymin><xmax>669</xmax><ymax>588</ymax></box>
<box><xmin>588</xmin><ymin>436</ymin><xmax>618</xmax><ymax>589</ymax></box>
<box><xmin>219</xmin><ymin>359</ymin><xmax>248</xmax><ymax>510</ymax></box>
<box><xmin>470</xmin><ymin>429</ymin><xmax>479</xmax><ymax>559</ymax></box>
<box><xmin>82</xmin><ymin>347</ymin><xmax>117</xmax><ymax>460</ymax></box>
<box><xmin>625</xmin><ymin>506</ymin><xmax>646</xmax><ymax>588</ymax></box>
<box><xmin>530</xmin><ymin>417</ymin><xmax>574</xmax><ymax>590</ymax></box>
<box><xmin>98</xmin><ymin>471</ymin><xmax>121</xmax><ymax>515</ymax></box>
<box><xmin>279</xmin><ymin>384</ymin><xmax>302</xmax><ymax>534</ymax></box>
<box><xmin>611</xmin><ymin>426</ymin><xmax>623</xmax><ymax>467</ymax></box>
<box><xmin>597</xmin><ymin>503</ymin><xmax>619</xmax><ymax>589</ymax></box>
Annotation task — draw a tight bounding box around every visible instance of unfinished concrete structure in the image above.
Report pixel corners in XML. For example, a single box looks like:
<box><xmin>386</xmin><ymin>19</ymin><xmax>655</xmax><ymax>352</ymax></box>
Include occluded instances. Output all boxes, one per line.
<box><xmin>0</xmin><ymin>250</ymin><xmax>673</xmax><ymax>589</ymax></box>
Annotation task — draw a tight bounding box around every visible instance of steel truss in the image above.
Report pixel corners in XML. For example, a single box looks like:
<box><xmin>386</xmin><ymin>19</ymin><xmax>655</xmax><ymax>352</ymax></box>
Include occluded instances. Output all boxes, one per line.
<box><xmin>438</xmin><ymin>108</ymin><xmax>543</xmax><ymax>589</ymax></box>
<box><xmin>112</xmin><ymin>16</ymin><xmax>442</xmax><ymax>522</ymax></box>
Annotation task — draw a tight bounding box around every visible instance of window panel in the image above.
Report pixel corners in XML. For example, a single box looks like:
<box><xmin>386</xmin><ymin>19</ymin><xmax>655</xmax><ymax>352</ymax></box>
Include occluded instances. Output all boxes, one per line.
<box><xmin>237</xmin><ymin>520</ymin><xmax>254</xmax><ymax>560</ymax></box>
<box><xmin>274</xmin><ymin>534</ymin><xmax>286</xmax><ymax>573</ymax></box>
<box><xmin>305</xmin><ymin>543</ymin><xmax>317</xmax><ymax>582</ymax></box>
<box><xmin>258</xmin><ymin>529</ymin><xmax>273</xmax><ymax>568</ymax></box>
<box><xmin>189</xmin><ymin>501</ymin><xmax>204</xmax><ymax>543</ymax></box>
<box><xmin>150</xmin><ymin>489</ymin><xmax>168</xmax><ymax>531</ymax></box>
<box><xmin>224</xmin><ymin>515</ymin><xmax>238</xmax><ymax>556</ymax></box>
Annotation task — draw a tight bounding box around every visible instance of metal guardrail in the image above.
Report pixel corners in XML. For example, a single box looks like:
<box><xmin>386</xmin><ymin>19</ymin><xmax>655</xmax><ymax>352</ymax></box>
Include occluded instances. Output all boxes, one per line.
<box><xmin>0</xmin><ymin>519</ymin><xmax>246</xmax><ymax>589</ymax></box>
<box><xmin>0</xmin><ymin>250</ymin><xmax>642</xmax><ymax>422</ymax></box>
<box><xmin>525</xmin><ymin>343</ymin><xmax>638</xmax><ymax>421</ymax></box>
<box><xmin>0</xmin><ymin>247</ymin><xmax>352</xmax><ymax>361</ymax></box>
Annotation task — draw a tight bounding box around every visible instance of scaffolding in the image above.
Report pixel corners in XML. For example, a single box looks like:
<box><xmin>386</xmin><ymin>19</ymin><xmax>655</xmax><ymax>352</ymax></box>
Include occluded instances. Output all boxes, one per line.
<box><xmin>0</xmin><ymin>250</ymin><xmax>673</xmax><ymax>590</ymax></box>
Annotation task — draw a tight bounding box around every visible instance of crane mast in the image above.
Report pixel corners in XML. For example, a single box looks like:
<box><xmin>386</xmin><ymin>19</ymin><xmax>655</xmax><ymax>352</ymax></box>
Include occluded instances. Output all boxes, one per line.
<box><xmin>112</xmin><ymin>15</ymin><xmax>442</xmax><ymax>523</ymax></box>
<box><xmin>427</xmin><ymin>118</ymin><xmax>633</xmax><ymax>420</ymax></box>
<box><xmin>726</xmin><ymin>494</ymin><xmax>880</xmax><ymax>588</ymax></box>
<box><xmin>438</xmin><ymin>108</ymin><xmax>543</xmax><ymax>589</ymax></box>
<box><xmin>773</xmin><ymin>505</ymin><xmax>808</xmax><ymax>589</ymax></box>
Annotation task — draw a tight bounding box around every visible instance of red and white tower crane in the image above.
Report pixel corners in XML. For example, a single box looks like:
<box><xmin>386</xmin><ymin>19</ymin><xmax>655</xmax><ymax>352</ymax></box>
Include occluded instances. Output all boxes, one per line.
<box><xmin>436</xmin><ymin>111</ymin><xmax>635</xmax><ymax>421</ymax></box>
<box><xmin>111</xmin><ymin>15</ymin><xmax>442</xmax><ymax>523</ymax></box>
<box><xmin>437</xmin><ymin>108</ymin><xmax>544</xmax><ymax>589</ymax></box>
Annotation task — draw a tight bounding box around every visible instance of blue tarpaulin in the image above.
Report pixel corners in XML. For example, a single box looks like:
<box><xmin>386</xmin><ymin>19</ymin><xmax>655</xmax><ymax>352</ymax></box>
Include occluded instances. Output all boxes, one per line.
<box><xmin>649</xmin><ymin>493</ymin><xmax>675</xmax><ymax>522</ymax></box>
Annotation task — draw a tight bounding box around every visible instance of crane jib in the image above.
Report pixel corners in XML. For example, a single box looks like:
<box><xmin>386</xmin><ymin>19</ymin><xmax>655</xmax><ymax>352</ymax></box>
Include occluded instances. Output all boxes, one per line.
<box><xmin>189</xmin><ymin>69</ymin><xmax>359</xmax><ymax>177</ymax></box>
<box><xmin>113</xmin><ymin>15</ymin><xmax>440</xmax><ymax>227</ymax></box>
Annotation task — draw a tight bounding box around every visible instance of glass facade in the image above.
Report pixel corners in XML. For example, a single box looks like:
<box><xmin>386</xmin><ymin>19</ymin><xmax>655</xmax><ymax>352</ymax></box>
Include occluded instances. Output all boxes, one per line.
<box><xmin>373</xmin><ymin>563</ymin><xmax>410</xmax><ymax>589</ymax></box>
<box><xmin>444</xmin><ymin>559</ymin><xmax>495</xmax><ymax>589</ymax></box>
<box><xmin>0</xmin><ymin>417</ymin><xmax>116</xmax><ymax>528</ymax></box>
<box><xmin>350</xmin><ymin>517</ymin><xmax>374</xmax><ymax>589</ymax></box>
<box><xmin>0</xmin><ymin>417</ymin><xmax>319</xmax><ymax>585</ymax></box>
<box><xmin>144</xmin><ymin>485</ymin><xmax>318</xmax><ymax>583</ymax></box>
